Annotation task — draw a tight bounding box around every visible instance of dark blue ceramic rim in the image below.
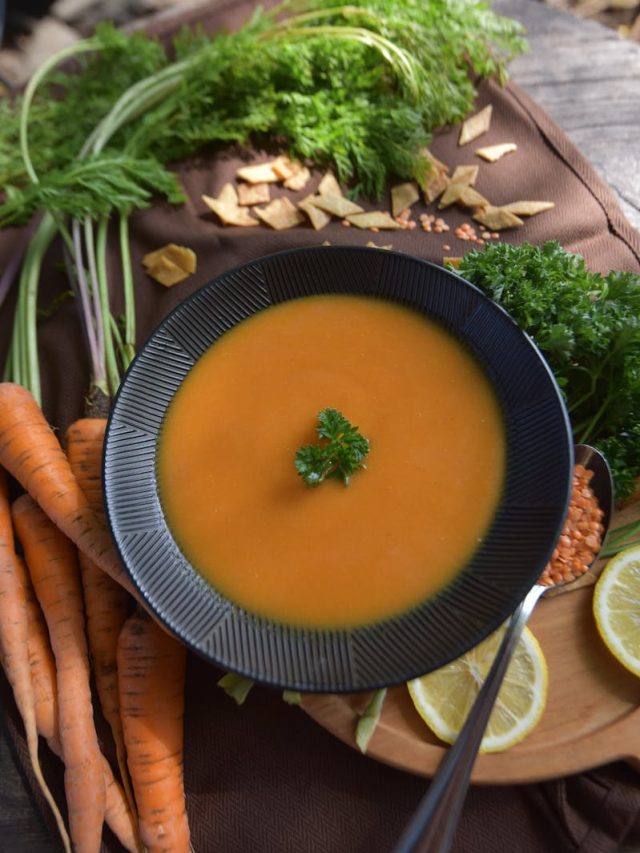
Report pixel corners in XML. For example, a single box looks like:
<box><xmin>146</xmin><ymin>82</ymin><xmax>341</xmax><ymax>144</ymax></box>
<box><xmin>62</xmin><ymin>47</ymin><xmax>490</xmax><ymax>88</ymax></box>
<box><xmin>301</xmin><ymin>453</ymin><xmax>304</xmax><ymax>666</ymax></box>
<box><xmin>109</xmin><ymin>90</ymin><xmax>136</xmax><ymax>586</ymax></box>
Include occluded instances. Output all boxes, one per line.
<box><xmin>103</xmin><ymin>245</ymin><xmax>573</xmax><ymax>693</ymax></box>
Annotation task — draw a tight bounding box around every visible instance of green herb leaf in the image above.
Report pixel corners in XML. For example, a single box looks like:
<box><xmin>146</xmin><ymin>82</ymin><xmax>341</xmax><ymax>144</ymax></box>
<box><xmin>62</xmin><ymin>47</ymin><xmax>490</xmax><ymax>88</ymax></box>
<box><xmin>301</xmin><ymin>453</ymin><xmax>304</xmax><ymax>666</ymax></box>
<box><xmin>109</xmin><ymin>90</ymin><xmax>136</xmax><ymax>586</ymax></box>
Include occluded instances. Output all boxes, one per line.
<box><xmin>295</xmin><ymin>408</ymin><xmax>370</xmax><ymax>487</ymax></box>
<box><xmin>455</xmin><ymin>241</ymin><xmax>640</xmax><ymax>502</ymax></box>
<box><xmin>356</xmin><ymin>687</ymin><xmax>387</xmax><ymax>753</ymax></box>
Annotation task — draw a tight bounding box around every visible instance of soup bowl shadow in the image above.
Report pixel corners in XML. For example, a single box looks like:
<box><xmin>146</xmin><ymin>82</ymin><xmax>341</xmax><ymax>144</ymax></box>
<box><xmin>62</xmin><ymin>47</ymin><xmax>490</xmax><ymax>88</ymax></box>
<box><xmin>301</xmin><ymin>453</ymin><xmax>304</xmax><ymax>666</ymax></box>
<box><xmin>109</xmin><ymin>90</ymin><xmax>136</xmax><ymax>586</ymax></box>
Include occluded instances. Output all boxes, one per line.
<box><xmin>103</xmin><ymin>245</ymin><xmax>573</xmax><ymax>693</ymax></box>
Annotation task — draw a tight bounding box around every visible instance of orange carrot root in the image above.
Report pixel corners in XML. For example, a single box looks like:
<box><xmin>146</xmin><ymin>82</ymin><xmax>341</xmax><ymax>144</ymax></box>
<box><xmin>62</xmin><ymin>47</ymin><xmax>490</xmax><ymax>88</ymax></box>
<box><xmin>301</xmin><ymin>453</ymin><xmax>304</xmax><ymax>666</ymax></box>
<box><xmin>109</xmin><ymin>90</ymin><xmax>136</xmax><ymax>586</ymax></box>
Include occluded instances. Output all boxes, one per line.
<box><xmin>0</xmin><ymin>382</ymin><xmax>135</xmax><ymax>597</ymax></box>
<box><xmin>66</xmin><ymin>418</ymin><xmax>138</xmax><ymax>843</ymax></box>
<box><xmin>12</xmin><ymin>493</ymin><xmax>106</xmax><ymax>853</ymax></box>
<box><xmin>118</xmin><ymin>610</ymin><xmax>190</xmax><ymax>853</ymax></box>
<box><xmin>0</xmin><ymin>470</ymin><xmax>71</xmax><ymax>853</ymax></box>
<box><xmin>25</xmin><ymin>574</ymin><xmax>140</xmax><ymax>853</ymax></box>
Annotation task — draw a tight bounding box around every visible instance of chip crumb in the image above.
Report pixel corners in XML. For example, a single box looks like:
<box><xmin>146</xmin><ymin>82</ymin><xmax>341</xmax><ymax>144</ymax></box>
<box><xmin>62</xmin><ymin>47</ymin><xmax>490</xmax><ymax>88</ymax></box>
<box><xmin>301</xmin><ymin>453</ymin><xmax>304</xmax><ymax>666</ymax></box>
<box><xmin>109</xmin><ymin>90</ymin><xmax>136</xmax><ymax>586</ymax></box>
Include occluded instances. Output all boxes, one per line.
<box><xmin>253</xmin><ymin>196</ymin><xmax>305</xmax><ymax>230</ymax></box>
<box><xmin>237</xmin><ymin>182</ymin><xmax>270</xmax><ymax>206</ymax></box>
<box><xmin>475</xmin><ymin>143</ymin><xmax>518</xmax><ymax>162</ymax></box>
<box><xmin>366</xmin><ymin>241</ymin><xmax>393</xmax><ymax>250</ymax></box>
<box><xmin>443</xmin><ymin>257</ymin><xmax>462</xmax><ymax>269</ymax></box>
<box><xmin>458</xmin><ymin>104</ymin><xmax>493</xmax><ymax>146</ymax></box>
<box><xmin>142</xmin><ymin>243</ymin><xmax>196</xmax><ymax>287</ymax></box>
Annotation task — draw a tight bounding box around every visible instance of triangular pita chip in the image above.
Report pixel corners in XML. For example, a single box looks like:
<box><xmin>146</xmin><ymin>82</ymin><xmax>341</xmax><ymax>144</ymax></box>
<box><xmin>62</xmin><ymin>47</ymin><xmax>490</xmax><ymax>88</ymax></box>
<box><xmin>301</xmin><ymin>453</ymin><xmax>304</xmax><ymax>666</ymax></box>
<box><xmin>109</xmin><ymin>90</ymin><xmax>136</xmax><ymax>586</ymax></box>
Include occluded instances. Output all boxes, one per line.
<box><xmin>422</xmin><ymin>148</ymin><xmax>449</xmax><ymax>175</ymax></box>
<box><xmin>202</xmin><ymin>192</ymin><xmax>259</xmax><ymax>227</ymax></box>
<box><xmin>284</xmin><ymin>165</ymin><xmax>311</xmax><ymax>192</ymax></box>
<box><xmin>346</xmin><ymin>211</ymin><xmax>403</xmax><ymax>230</ymax></box>
<box><xmin>391</xmin><ymin>182</ymin><xmax>420</xmax><ymax>217</ymax></box>
<box><xmin>473</xmin><ymin>205</ymin><xmax>524</xmax><ymax>230</ymax></box>
<box><xmin>309</xmin><ymin>195</ymin><xmax>364</xmax><ymax>218</ymax></box>
<box><xmin>421</xmin><ymin>169</ymin><xmax>449</xmax><ymax>204</ymax></box>
<box><xmin>236</xmin><ymin>161</ymin><xmax>282</xmax><ymax>184</ymax></box>
<box><xmin>458</xmin><ymin>104</ymin><xmax>493</xmax><ymax>146</ymax></box>
<box><xmin>143</xmin><ymin>244</ymin><xmax>196</xmax><ymax>287</ymax></box>
<box><xmin>298</xmin><ymin>195</ymin><xmax>332</xmax><ymax>230</ymax></box>
<box><xmin>476</xmin><ymin>143</ymin><xmax>518</xmax><ymax>162</ymax></box>
<box><xmin>237</xmin><ymin>182</ymin><xmax>270</xmax><ymax>206</ymax></box>
<box><xmin>499</xmin><ymin>200</ymin><xmax>555</xmax><ymax>216</ymax></box>
<box><xmin>271</xmin><ymin>156</ymin><xmax>298</xmax><ymax>181</ymax></box>
<box><xmin>450</xmin><ymin>165</ymin><xmax>479</xmax><ymax>186</ymax></box>
<box><xmin>253</xmin><ymin>197</ymin><xmax>305</xmax><ymax>230</ymax></box>
<box><xmin>317</xmin><ymin>171</ymin><xmax>343</xmax><ymax>197</ymax></box>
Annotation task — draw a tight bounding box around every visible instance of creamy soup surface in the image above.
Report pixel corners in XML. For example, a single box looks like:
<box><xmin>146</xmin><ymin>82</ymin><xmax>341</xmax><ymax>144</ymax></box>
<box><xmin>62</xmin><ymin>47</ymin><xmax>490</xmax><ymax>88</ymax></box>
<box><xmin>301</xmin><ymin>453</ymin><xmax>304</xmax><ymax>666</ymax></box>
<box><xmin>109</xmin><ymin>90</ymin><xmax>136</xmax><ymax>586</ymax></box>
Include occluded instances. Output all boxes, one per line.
<box><xmin>157</xmin><ymin>294</ymin><xmax>506</xmax><ymax>628</ymax></box>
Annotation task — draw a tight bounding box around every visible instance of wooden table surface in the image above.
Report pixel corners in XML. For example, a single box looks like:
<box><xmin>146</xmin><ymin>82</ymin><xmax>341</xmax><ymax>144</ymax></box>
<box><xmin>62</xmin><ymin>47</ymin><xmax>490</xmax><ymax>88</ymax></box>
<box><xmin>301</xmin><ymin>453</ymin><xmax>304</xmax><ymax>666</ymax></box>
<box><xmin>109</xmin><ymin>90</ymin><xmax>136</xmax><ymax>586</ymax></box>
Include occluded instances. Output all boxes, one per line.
<box><xmin>1</xmin><ymin>1</ymin><xmax>639</xmax><ymax>850</ymax></box>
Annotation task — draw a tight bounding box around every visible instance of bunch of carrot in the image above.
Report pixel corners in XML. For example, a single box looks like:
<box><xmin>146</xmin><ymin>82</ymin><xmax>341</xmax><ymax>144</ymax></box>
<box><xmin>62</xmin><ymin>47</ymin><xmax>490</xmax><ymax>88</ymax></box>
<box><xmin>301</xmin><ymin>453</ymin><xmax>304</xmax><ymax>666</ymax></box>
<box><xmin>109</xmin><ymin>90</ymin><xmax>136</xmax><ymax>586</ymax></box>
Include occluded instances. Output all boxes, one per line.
<box><xmin>0</xmin><ymin>381</ymin><xmax>191</xmax><ymax>853</ymax></box>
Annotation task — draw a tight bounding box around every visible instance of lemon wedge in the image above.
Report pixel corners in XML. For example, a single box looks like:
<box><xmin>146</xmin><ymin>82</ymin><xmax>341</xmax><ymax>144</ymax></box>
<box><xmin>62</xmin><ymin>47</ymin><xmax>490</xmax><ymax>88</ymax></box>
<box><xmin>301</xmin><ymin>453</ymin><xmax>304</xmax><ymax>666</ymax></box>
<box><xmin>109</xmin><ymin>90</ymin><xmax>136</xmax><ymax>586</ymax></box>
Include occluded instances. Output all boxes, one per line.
<box><xmin>593</xmin><ymin>544</ymin><xmax>640</xmax><ymax>677</ymax></box>
<box><xmin>407</xmin><ymin>625</ymin><xmax>548</xmax><ymax>753</ymax></box>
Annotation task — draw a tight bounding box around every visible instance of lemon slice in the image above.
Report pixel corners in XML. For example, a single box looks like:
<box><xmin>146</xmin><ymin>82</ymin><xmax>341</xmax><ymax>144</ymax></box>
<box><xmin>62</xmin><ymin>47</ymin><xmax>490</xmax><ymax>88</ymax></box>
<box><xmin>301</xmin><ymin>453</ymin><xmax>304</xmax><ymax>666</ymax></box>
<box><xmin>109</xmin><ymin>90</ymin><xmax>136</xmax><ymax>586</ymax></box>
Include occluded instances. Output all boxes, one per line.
<box><xmin>407</xmin><ymin>625</ymin><xmax>548</xmax><ymax>753</ymax></box>
<box><xmin>593</xmin><ymin>544</ymin><xmax>640</xmax><ymax>677</ymax></box>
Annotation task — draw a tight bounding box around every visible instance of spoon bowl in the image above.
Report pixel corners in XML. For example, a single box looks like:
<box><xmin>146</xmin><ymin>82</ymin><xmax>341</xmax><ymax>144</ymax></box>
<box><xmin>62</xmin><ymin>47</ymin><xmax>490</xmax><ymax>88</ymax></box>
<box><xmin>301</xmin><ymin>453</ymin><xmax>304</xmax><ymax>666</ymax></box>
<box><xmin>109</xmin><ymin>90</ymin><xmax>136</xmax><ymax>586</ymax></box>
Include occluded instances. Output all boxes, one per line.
<box><xmin>393</xmin><ymin>443</ymin><xmax>614</xmax><ymax>853</ymax></box>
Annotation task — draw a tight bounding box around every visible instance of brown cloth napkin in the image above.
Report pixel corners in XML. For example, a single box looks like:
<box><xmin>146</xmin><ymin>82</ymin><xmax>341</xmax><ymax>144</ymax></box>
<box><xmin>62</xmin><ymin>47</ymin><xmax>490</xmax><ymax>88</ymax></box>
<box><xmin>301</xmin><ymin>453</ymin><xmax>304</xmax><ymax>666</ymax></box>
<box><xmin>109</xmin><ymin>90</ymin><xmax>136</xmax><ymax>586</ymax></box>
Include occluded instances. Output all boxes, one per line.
<box><xmin>1</xmin><ymin>1</ymin><xmax>640</xmax><ymax>851</ymax></box>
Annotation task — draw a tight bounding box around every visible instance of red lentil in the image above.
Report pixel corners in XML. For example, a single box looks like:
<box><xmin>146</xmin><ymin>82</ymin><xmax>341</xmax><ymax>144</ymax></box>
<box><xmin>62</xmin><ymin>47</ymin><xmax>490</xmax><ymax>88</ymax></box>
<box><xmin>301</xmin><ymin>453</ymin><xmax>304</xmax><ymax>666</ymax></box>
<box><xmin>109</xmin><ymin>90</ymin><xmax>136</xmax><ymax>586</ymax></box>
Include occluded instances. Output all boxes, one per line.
<box><xmin>539</xmin><ymin>463</ymin><xmax>605</xmax><ymax>586</ymax></box>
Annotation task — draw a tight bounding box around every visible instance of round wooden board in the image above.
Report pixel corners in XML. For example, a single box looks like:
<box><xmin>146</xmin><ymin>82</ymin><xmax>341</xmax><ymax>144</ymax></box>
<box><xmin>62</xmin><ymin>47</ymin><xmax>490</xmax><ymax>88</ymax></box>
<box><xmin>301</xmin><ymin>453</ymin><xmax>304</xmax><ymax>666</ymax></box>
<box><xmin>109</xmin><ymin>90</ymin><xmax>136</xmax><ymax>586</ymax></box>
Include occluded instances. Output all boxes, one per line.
<box><xmin>301</xmin><ymin>500</ymin><xmax>640</xmax><ymax>784</ymax></box>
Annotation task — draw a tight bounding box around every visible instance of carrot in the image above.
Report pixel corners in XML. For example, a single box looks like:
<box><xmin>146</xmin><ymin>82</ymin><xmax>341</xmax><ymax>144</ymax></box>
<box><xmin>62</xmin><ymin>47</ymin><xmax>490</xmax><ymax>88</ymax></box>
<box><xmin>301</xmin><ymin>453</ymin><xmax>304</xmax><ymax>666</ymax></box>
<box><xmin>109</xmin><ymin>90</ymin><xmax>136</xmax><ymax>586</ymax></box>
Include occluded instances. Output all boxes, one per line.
<box><xmin>118</xmin><ymin>610</ymin><xmax>190</xmax><ymax>853</ymax></box>
<box><xmin>65</xmin><ymin>418</ymin><xmax>138</xmax><ymax>839</ymax></box>
<box><xmin>0</xmin><ymin>470</ymin><xmax>71</xmax><ymax>853</ymax></box>
<box><xmin>25</xmin><ymin>576</ymin><xmax>141</xmax><ymax>853</ymax></box>
<box><xmin>0</xmin><ymin>382</ymin><xmax>135</xmax><ymax>597</ymax></box>
<box><xmin>12</xmin><ymin>493</ymin><xmax>106</xmax><ymax>853</ymax></box>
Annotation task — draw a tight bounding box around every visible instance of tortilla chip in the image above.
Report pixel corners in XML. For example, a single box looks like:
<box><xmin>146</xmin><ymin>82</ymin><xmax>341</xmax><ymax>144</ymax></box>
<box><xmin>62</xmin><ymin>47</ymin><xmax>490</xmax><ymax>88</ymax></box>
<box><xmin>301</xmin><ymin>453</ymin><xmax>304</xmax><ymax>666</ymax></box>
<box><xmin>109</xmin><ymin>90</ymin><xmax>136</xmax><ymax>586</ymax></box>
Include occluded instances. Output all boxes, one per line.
<box><xmin>202</xmin><ymin>192</ymin><xmax>259</xmax><ymax>227</ymax></box>
<box><xmin>143</xmin><ymin>244</ymin><xmax>196</xmax><ymax>287</ymax></box>
<box><xmin>476</xmin><ymin>143</ymin><xmax>518</xmax><ymax>163</ymax></box>
<box><xmin>346</xmin><ymin>211</ymin><xmax>403</xmax><ymax>230</ymax></box>
<box><xmin>317</xmin><ymin>171</ymin><xmax>343</xmax><ymax>197</ymax></box>
<box><xmin>473</xmin><ymin>205</ymin><xmax>524</xmax><ymax>230</ymax></box>
<box><xmin>499</xmin><ymin>200</ymin><xmax>555</xmax><ymax>216</ymax></box>
<box><xmin>218</xmin><ymin>182</ymin><xmax>239</xmax><ymax>205</ymax></box>
<box><xmin>253</xmin><ymin>197</ymin><xmax>305</xmax><ymax>230</ymax></box>
<box><xmin>366</xmin><ymin>241</ymin><xmax>393</xmax><ymax>250</ymax></box>
<box><xmin>284</xmin><ymin>165</ymin><xmax>311</xmax><ymax>192</ymax></box>
<box><xmin>236</xmin><ymin>161</ymin><xmax>281</xmax><ymax>184</ymax></box>
<box><xmin>450</xmin><ymin>165</ymin><xmax>479</xmax><ymax>187</ymax></box>
<box><xmin>391</xmin><ymin>182</ymin><xmax>420</xmax><ymax>217</ymax></box>
<box><xmin>458</xmin><ymin>104</ymin><xmax>493</xmax><ymax>146</ymax></box>
<box><xmin>298</xmin><ymin>195</ymin><xmax>332</xmax><ymax>230</ymax></box>
<box><xmin>236</xmin><ymin>182</ymin><xmax>270</xmax><ymax>206</ymax></box>
<box><xmin>309</xmin><ymin>195</ymin><xmax>364</xmax><ymax>218</ymax></box>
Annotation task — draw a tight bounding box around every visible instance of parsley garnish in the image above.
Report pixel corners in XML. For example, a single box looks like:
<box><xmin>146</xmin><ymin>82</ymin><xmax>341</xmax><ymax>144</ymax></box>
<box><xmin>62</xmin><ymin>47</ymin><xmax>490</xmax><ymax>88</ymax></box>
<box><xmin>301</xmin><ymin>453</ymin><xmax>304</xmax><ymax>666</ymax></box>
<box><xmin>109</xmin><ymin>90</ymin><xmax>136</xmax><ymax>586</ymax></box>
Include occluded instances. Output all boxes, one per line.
<box><xmin>455</xmin><ymin>241</ymin><xmax>640</xmax><ymax>502</ymax></box>
<box><xmin>295</xmin><ymin>408</ymin><xmax>370</xmax><ymax>488</ymax></box>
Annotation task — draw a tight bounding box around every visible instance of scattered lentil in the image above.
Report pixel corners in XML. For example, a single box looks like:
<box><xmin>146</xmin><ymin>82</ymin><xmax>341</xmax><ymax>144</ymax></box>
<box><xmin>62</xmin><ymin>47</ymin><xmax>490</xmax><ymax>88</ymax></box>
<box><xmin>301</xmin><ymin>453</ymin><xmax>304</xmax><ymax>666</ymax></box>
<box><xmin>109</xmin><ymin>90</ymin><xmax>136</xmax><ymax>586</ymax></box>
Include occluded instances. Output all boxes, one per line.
<box><xmin>539</xmin><ymin>463</ymin><xmax>605</xmax><ymax>586</ymax></box>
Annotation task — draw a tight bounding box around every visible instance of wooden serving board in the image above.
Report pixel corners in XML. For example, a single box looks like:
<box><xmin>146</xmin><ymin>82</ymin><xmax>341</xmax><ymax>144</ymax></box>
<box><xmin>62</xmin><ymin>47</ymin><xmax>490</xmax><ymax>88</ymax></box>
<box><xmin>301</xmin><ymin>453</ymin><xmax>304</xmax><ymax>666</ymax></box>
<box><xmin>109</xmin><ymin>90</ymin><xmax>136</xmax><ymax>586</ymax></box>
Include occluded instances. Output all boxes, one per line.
<box><xmin>301</xmin><ymin>500</ymin><xmax>640</xmax><ymax>784</ymax></box>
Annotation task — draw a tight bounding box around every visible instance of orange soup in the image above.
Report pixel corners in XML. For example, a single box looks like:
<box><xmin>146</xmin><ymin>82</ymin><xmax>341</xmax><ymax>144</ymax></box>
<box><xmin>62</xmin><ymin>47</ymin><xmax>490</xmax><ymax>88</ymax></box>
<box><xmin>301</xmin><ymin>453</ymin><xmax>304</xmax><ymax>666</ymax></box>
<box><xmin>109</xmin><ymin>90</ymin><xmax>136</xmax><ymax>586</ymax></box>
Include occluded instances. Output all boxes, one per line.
<box><xmin>157</xmin><ymin>295</ymin><xmax>505</xmax><ymax>628</ymax></box>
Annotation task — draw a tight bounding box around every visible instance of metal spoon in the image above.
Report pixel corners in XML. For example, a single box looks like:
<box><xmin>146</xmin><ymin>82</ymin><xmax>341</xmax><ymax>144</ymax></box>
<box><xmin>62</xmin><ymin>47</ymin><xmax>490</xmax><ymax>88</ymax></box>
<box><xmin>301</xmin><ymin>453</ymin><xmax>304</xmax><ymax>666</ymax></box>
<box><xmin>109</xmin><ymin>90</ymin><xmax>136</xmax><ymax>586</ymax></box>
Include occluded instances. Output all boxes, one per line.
<box><xmin>393</xmin><ymin>444</ymin><xmax>613</xmax><ymax>853</ymax></box>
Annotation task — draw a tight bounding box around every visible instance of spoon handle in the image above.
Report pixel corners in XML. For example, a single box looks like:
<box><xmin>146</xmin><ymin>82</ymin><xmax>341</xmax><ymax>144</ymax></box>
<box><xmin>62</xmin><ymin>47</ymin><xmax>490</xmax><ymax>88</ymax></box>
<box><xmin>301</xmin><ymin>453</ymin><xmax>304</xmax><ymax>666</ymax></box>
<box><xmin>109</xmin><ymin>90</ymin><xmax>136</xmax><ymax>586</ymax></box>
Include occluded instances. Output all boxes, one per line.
<box><xmin>392</xmin><ymin>583</ymin><xmax>547</xmax><ymax>853</ymax></box>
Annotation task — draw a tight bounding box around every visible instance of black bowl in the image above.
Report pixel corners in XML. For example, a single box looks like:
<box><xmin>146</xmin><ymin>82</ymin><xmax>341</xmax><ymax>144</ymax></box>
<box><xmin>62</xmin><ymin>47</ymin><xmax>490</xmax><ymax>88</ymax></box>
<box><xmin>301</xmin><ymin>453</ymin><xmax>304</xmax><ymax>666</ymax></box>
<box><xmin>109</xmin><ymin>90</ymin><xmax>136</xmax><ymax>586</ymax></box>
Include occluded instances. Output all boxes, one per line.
<box><xmin>103</xmin><ymin>246</ymin><xmax>573</xmax><ymax>692</ymax></box>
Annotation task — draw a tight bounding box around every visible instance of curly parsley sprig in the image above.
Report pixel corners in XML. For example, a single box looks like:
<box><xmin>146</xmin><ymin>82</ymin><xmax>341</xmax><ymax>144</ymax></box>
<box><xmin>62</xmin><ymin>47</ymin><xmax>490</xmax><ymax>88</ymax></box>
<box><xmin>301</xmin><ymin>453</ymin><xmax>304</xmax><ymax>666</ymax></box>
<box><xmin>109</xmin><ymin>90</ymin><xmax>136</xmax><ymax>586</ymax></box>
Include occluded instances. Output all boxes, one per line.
<box><xmin>295</xmin><ymin>408</ymin><xmax>370</xmax><ymax>487</ymax></box>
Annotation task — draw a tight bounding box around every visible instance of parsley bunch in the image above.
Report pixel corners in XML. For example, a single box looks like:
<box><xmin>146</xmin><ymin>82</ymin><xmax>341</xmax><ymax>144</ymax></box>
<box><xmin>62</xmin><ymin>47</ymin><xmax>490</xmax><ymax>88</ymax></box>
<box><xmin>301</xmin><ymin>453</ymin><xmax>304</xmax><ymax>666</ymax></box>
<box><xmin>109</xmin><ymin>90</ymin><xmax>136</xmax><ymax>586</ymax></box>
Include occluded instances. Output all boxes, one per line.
<box><xmin>456</xmin><ymin>241</ymin><xmax>640</xmax><ymax>501</ymax></box>
<box><xmin>295</xmin><ymin>408</ymin><xmax>370</xmax><ymax>487</ymax></box>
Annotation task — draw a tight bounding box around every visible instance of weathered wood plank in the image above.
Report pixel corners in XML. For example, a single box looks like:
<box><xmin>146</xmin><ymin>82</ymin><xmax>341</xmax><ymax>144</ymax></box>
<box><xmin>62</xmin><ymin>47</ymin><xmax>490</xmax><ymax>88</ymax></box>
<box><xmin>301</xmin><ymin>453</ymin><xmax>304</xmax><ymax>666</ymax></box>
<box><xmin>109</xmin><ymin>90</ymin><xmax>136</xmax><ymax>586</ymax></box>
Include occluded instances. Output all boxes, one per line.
<box><xmin>497</xmin><ymin>0</ymin><xmax>640</xmax><ymax>229</ymax></box>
